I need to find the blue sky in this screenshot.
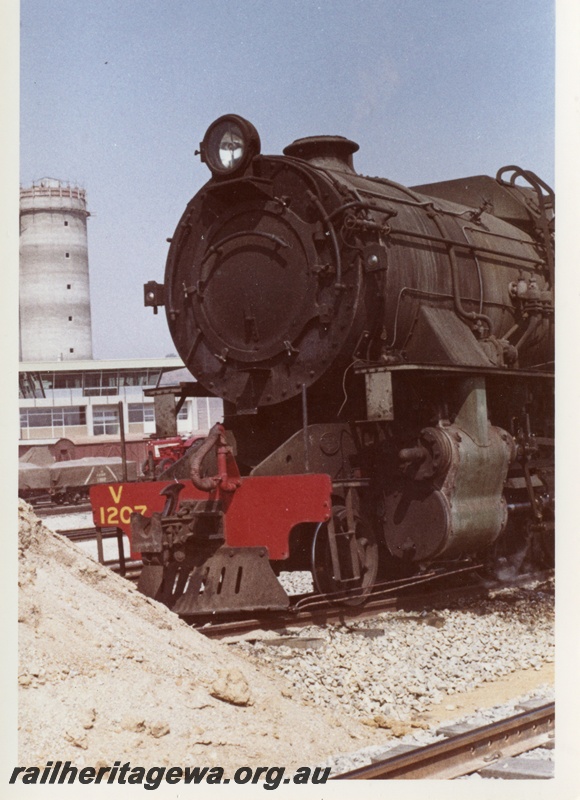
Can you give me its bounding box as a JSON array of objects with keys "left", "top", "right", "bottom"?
[{"left": 19, "top": 0, "right": 555, "bottom": 359}]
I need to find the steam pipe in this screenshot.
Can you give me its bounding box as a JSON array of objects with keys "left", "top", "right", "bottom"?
[{"left": 190, "top": 423, "right": 223, "bottom": 491}]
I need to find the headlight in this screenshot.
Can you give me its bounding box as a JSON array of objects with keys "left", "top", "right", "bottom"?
[{"left": 200, "top": 115, "right": 261, "bottom": 178}]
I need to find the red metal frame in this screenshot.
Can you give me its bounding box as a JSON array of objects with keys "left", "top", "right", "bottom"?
[
  {"left": 90, "top": 473, "right": 332, "bottom": 561},
  {"left": 144, "top": 434, "right": 203, "bottom": 470}
]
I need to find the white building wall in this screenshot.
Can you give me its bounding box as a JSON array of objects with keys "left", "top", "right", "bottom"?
[
  {"left": 19, "top": 178, "right": 93, "bottom": 361},
  {"left": 18, "top": 359, "right": 224, "bottom": 442}
]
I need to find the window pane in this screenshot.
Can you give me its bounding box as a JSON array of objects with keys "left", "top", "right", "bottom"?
[
  {"left": 19, "top": 405, "right": 87, "bottom": 429},
  {"left": 208, "top": 397, "right": 224, "bottom": 426},
  {"left": 83, "top": 373, "right": 100, "bottom": 387},
  {"left": 197, "top": 399, "right": 209, "bottom": 431},
  {"left": 128, "top": 403, "right": 155, "bottom": 423},
  {"left": 92, "top": 406, "right": 119, "bottom": 435},
  {"left": 129, "top": 371, "right": 149, "bottom": 386},
  {"left": 54, "top": 372, "right": 83, "bottom": 389},
  {"left": 39, "top": 373, "right": 54, "bottom": 391},
  {"left": 19, "top": 373, "right": 45, "bottom": 399},
  {"left": 128, "top": 403, "right": 143, "bottom": 423},
  {"left": 102, "top": 371, "right": 119, "bottom": 387},
  {"left": 27, "top": 409, "right": 53, "bottom": 427},
  {"left": 63, "top": 407, "right": 86, "bottom": 425}
]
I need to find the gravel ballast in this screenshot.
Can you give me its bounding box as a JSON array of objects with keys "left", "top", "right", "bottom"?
[
  {"left": 233, "top": 584, "right": 554, "bottom": 724},
  {"left": 25, "top": 502, "right": 555, "bottom": 778}
]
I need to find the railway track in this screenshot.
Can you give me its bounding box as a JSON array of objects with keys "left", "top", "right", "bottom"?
[
  {"left": 53, "top": 522, "right": 553, "bottom": 636},
  {"left": 332, "top": 702, "right": 555, "bottom": 780},
  {"left": 35, "top": 502, "right": 93, "bottom": 518},
  {"left": 54, "top": 526, "right": 141, "bottom": 580},
  {"left": 194, "top": 568, "right": 553, "bottom": 638},
  {"left": 52, "top": 530, "right": 485, "bottom": 622}
]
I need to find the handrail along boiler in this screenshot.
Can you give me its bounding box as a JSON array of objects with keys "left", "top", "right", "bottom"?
[{"left": 97, "top": 114, "right": 554, "bottom": 616}]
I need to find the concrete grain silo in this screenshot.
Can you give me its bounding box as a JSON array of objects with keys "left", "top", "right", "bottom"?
[{"left": 19, "top": 178, "right": 93, "bottom": 361}]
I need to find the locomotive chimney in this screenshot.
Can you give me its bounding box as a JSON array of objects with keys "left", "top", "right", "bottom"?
[{"left": 283, "top": 135, "right": 359, "bottom": 173}]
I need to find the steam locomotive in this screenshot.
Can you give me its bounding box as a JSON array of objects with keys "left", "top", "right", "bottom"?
[{"left": 92, "top": 114, "right": 554, "bottom": 616}]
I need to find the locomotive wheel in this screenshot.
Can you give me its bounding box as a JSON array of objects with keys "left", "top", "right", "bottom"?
[{"left": 311, "top": 505, "right": 379, "bottom": 605}]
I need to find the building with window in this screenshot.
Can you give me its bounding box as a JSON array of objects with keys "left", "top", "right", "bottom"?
[
  {"left": 17, "top": 180, "right": 224, "bottom": 455},
  {"left": 18, "top": 357, "right": 223, "bottom": 446}
]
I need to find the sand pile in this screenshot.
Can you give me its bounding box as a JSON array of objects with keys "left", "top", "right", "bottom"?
[{"left": 17, "top": 500, "right": 376, "bottom": 772}]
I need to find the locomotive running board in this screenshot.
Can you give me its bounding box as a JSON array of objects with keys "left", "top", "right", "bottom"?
[{"left": 158, "top": 546, "right": 290, "bottom": 617}]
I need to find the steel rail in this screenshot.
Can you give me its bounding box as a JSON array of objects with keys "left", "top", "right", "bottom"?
[
  {"left": 332, "top": 702, "right": 555, "bottom": 780},
  {"left": 41, "top": 517, "right": 553, "bottom": 638},
  {"left": 198, "top": 569, "right": 553, "bottom": 639},
  {"left": 197, "top": 565, "right": 483, "bottom": 638},
  {"left": 35, "top": 502, "right": 93, "bottom": 517},
  {"left": 197, "top": 595, "right": 399, "bottom": 639}
]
